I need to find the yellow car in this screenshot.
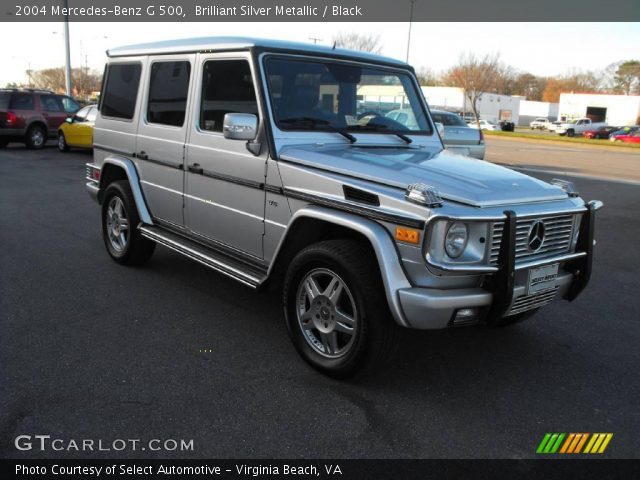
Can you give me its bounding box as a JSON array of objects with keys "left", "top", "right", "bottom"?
[{"left": 57, "top": 104, "right": 97, "bottom": 151}]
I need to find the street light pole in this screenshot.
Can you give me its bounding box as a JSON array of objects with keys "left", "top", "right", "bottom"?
[
  {"left": 63, "top": 0, "right": 72, "bottom": 96},
  {"left": 405, "top": 0, "right": 416, "bottom": 63}
]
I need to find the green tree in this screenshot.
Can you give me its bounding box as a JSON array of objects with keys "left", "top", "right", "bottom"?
[{"left": 614, "top": 61, "right": 640, "bottom": 95}]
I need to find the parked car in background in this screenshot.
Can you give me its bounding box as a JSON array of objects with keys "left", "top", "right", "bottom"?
[
  {"left": 499, "top": 120, "right": 515, "bottom": 132},
  {"left": 582, "top": 125, "right": 620, "bottom": 140},
  {"left": 57, "top": 105, "right": 98, "bottom": 151},
  {"left": 430, "top": 109, "right": 485, "bottom": 159},
  {"left": 0, "top": 88, "right": 80, "bottom": 148},
  {"left": 556, "top": 118, "right": 606, "bottom": 137},
  {"left": 468, "top": 119, "right": 500, "bottom": 131},
  {"left": 616, "top": 131, "right": 640, "bottom": 144},
  {"left": 609, "top": 126, "right": 639, "bottom": 142},
  {"left": 530, "top": 118, "right": 550, "bottom": 130},
  {"left": 548, "top": 121, "right": 563, "bottom": 132}
]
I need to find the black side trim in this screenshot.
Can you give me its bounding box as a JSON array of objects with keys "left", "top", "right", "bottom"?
[
  {"left": 343, "top": 185, "right": 380, "bottom": 206},
  {"left": 265, "top": 184, "right": 284, "bottom": 194},
  {"left": 200, "top": 168, "right": 264, "bottom": 190},
  {"left": 284, "top": 188, "right": 425, "bottom": 229},
  {"left": 566, "top": 203, "right": 595, "bottom": 301},
  {"left": 93, "top": 144, "right": 134, "bottom": 157},
  {"left": 485, "top": 210, "right": 517, "bottom": 324},
  {"left": 139, "top": 155, "right": 183, "bottom": 170}
]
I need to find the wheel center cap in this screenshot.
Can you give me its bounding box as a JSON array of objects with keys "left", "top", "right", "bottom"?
[{"left": 320, "top": 306, "right": 330, "bottom": 320}]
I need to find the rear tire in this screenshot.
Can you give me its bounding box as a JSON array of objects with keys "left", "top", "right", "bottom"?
[
  {"left": 57, "top": 132, "right": 69, "bottom": 152},
  {"left": 101, "top": 180, "right": 155, "bottom": 266},
  {"left": 283, "top": 239, "right": 399, "bottom": 378},
  {"left": 25, "top": 124, "right": 47, "bottom": 149}
]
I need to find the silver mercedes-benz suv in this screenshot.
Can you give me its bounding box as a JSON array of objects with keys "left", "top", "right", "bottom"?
[{"left": 86, "top": 37, "right": 602, "bottom": 377}]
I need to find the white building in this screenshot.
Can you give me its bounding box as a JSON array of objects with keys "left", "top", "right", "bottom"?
[
  {"left": 558, "top": 93, "right": 640, "bottom": 126},
  {"left": 421, "top": 86, "right": 520, "bottom": 124},
  {"left": 518, "top": 100, "right": 559, "bottom": 126}
]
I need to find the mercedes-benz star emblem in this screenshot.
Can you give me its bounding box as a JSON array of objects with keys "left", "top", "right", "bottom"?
[{"left": 527, "top": 220, "right": 545, "bottom": 252}]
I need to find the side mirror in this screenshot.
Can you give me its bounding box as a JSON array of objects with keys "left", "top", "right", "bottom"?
[
  {"left": 65, "top": 117, "right": 73, "bottom": 124},
  {"left": 435, "top": 122, "right": 445, "bottom": 138},
  {"left": 223, "top": 113, "right": 257, "bottom": 141}
]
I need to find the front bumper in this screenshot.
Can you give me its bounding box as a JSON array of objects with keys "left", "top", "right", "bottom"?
[{"left": 398, "top": 202, "right": 599, "bottom": 329}]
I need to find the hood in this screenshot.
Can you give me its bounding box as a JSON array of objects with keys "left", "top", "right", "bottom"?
[{"left": 279, "top": 144, "right": 567, "bottom": 207}]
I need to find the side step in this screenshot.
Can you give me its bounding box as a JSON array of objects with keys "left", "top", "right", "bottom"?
[{"left": 139, "top": 224, "right": 266, "bottom": 289}]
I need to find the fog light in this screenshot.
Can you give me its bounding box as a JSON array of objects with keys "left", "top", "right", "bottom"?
[{"left": 452, "top": 307, "right": 480, "bottom": 327}]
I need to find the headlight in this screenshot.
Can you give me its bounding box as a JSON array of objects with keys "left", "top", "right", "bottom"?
[{"left": 444, "top": 222, "right": 468, "bottom": 258}]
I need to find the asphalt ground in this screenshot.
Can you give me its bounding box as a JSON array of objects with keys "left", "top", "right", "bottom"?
[{"left": 0, "top": 142, "right": 639, "bottom": 459}]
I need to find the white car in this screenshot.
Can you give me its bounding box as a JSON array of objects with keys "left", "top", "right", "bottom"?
[
  {"left": 547, "top": 121, "right": 562, "bottom": 132},
  {"left": 530, "top": 118, "right": 550, "bottom": 130},
  {"left": 468, "top": 119, "right": 500, "bottom": 131}
]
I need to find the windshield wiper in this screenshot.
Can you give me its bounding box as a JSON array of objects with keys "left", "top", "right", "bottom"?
[
  {"left": 350, "top": 123, "right": 413, "bottom": 144},
  {"left": 279, "top": 117, "right": 357, "bottom": 143}
]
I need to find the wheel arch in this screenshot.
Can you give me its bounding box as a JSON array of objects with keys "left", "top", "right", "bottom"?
[
  {"left": 98, "top": 156, "right": 153, "bottom": 225},
  {"left": 268, "top": 205, "right": 412, "bottom": 327}
]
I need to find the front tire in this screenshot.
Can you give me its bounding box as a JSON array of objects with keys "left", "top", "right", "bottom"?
[
  {"left": 101, "top": 180, "right": 155, "bottom": 266},
  {"left": 567, "top": 129, "right": 575, "bottom": 137},
  {"left": 57, "top": 132, "right": 69, "bottom": 151},
  {"left": 283, "top": 239, "right": 399, "bottom": 378}
]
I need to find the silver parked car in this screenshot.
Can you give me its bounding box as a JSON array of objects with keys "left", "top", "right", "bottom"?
[
  {"left": 86, "top": 37, "right": 602, "bottom": 377},
  {"left": 430, "top": 109, "right": 485, "bottom": 159}
]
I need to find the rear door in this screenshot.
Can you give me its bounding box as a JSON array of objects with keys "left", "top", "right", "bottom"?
[
  {"left": 39, "top": 95, "right": 69, "bottom": 135},
  {"left": 135, "top": 55, "right": 195, "bottom": 227}
]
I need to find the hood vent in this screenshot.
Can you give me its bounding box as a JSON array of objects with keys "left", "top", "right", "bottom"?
[{"left": 343, "top": 185, "right": 380, "bottom": 206}]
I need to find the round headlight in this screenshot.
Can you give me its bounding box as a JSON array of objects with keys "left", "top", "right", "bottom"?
[{"left": 445, "top": 222, "right": 468, "bottom": 258}]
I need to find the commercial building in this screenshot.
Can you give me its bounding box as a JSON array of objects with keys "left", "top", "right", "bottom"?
[{"left": 558, "top": 93, "right": 640, "bottom": 126}]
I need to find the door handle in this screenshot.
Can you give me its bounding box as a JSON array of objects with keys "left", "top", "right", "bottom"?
[
  {"left": 188, "top": 163, "right": 203, "bottom": 174},
  {"left": 137, "top": 151, "right": 149, "bottom": 160}
]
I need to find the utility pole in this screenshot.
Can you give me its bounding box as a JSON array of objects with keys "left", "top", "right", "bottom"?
[
  {"left": 405, "top": 0, "right": 416, "bottom": 63},
  {"left": 308, "top": 37, "right": 323, "bottom": 44},
  {"left": 63, "top": 0, "right": 72, "bottom": 96}
]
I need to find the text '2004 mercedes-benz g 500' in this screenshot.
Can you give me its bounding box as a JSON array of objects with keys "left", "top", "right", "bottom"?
[{"left": 86, "top": 37, "right": 602, "bottom": 377}]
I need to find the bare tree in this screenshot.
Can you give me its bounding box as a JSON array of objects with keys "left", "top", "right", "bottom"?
[
  {"left": 332, "top": 32, "right": 382, "bottom": 54},
  {"left": 30, "top": 67, "right": 102, "bottom": 99},
  {"left": 415, "top": 67, "right": 438, "bottom": 86},
  {"left": 441, "top": 53, "right": 502, "bottom": 124},
  {"left": 614, "top": 60, "right": 640, "bottom": 95}
]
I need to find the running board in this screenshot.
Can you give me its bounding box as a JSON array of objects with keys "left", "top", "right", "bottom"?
[{"left": 139, "top": 225, "right": 266, "bottom": 289}]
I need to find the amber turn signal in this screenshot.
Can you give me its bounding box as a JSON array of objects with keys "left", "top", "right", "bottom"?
[{"left": 395, "top": 227, "right": 420, "bottom": 244}]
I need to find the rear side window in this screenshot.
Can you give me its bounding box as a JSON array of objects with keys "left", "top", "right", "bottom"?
[
  {"left": 0, "top": 92, "right": 10, "bottom": 109},
  {"left": 101, "top": 63, "right": 142, "bottom": 120},
  {"left": 41, "top": 95, "right": 64, "bottom": 112},
  {"left": 200, "top": 60, "right": 257, "bottom": 132},
  {"left": 147, "top": 61, "right": 191, "bottom": 127},
  {"left": 9, "top": 93, "right": 35, "bottom": 110}
]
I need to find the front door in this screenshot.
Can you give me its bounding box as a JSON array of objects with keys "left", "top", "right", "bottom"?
[
  {"left": 184, "top": 53, "right": 267, "bottom": 258},
  {"left": 135, "top": 55, "right": 195, "bottom": 227}
]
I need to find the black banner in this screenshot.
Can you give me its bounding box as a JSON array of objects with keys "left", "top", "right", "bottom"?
[{"left": 4, "top": 459, "right": 640, "bottom": 480}]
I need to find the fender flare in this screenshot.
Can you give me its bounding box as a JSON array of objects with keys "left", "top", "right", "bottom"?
[
  {"left": 270, "top": 205, "right": 412, "bottom": 327},
  {"left": 100, "top": 155, "right": 153, "bottom": 225}
]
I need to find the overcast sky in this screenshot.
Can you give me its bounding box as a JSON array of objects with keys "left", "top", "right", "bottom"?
[{"left": 2, "top": 22, "right": 639, "bottom": 86}]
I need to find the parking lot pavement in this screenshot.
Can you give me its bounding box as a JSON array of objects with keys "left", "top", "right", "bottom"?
[
  {"left": 1, "top": 145, "right": 639, "bottom": 459},
  {"left": 486, "top": 136, "right": 640, "bottom": 183}
]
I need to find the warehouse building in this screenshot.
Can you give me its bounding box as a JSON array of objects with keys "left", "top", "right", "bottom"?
[{"left": 558, "top": 93, "right": 640, "bottom": 126}]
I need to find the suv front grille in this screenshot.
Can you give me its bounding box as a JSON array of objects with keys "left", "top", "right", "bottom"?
[{"left": 490, "top": 214, "right": 575, "bottom": 265}]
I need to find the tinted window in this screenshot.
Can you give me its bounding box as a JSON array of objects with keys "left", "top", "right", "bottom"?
[
  {"left": 147, "top": 61, "right": 191, "bottom": 127},
  {"left": 9, "top": 93, "right": 35, "bottom": 110},
  {"left": 432, "top": 112, "right": 467, "bottom": 127},
  {"left": 41, "top": 95, "right": 64, "bottom": 112},
  {"left": 0, "top": 92, "right": 10, "bottom": 109},
  {"left": 101, "top": 63, "right": 142, "bottom": 120},
  {"left": 61, "top": 96, "right": 80, "bottom": 113},
  {"left": 200, "top": 60, "right": 257, "bottom": 132}
]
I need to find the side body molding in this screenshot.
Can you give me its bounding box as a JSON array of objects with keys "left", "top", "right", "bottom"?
[
  {"left": 269, "top": 205, "right": 412, "bottom": 327},
  {"left": 100, "top": 156, "right": 154, "bottom": 226}
]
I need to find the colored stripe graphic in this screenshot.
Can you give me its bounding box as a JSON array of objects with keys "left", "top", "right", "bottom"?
[
  {"left": 536, "top": 433, "right": 565, "bottom": 454},
  {"left": 584, "top": 433, "right": 613, "bottom": 454},
  {"left": 538, "top": 433, "right": 613, "bottom": 454}
]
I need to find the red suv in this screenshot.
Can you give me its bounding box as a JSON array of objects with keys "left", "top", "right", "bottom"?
[{"left": 0, "top": 89, "right": 81, "bottom": 149}]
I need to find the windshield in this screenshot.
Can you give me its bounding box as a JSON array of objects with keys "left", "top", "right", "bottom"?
[{"left": 264, "top": 57, "right": 431, "bottom": 135}]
